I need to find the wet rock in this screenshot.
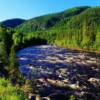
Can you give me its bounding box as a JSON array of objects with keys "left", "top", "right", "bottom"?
[
  {"left": 88, "top": 78, "right": 100, "bottom": 86},
  {"left": 62, "top": 79, "right": 69, "bottom": 84},
  {"left": 36, "top": 95, "right": 41, "bottom": 100},
  {"left": 69, "top": 83, "right": 80, "bottom": 90},
  {"left": 42, "top": 97, "right": 51, "bottom": 100}
]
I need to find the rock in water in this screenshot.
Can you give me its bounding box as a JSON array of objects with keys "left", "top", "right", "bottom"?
[{"left": 88, "top": 78, "right": 100, "bottom": 86}]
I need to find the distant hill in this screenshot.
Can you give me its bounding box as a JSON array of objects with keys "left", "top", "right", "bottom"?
[{"left": 1, "top": 18, "right": 25, "bottom": 28}]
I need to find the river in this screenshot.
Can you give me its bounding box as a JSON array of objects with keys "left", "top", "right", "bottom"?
[
  {"left": 17, "top": 45, "right": 100, "bottom": 98},
  {"left": 17, "top": 45, "right": 100, "bottom": 79}
]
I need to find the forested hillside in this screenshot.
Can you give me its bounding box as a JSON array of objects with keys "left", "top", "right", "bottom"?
[
  {"left": 16, "top": 6, "right": 90, "bottom": 33},
  {"left": 13, "top": 6, "right": 100, "bottom": 51}
]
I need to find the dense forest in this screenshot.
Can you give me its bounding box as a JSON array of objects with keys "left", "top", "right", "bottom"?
[{"left": 0, "top": 6, "right": 100, "bottom": 99}]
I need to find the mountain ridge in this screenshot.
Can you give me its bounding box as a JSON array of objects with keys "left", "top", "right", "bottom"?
[
  {"left": 16, "top": 6, "right": 90, "bottom": 33},
  {"left": 1, "top": 18, "right": 25, "bottom": 28}
]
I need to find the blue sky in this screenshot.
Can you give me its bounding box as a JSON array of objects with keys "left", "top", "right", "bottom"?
[{"left": 0, "top": 0, "right": 100, "bottom": 21}]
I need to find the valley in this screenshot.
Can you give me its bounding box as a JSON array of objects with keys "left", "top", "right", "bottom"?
[{"left": 0, "top": 5, "right": 100, "bottom": 100}]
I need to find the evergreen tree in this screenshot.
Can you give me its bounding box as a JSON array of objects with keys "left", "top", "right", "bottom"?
[
  {"left": 9, "top": 45, "right": 25, "bottom": 84},
  {"left": 0, "top": 26, "right": 8, "bottom": 64}
]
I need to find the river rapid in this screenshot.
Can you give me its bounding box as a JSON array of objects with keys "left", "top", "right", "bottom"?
[{"left": 17, "top": 45, "right": 100, "bottom": 99}]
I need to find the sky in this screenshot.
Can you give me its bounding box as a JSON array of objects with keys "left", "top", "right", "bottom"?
[{"left": 0, "top": 0, "right": 100, "bottom": 21}]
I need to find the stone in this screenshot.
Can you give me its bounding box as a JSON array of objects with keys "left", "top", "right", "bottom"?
[{"left": 88, "top": 78, "right": 100, "bottom": 86}]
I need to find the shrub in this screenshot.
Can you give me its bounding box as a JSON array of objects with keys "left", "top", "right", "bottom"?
[{"left": 0, "top": 78, "right": 26, "bottom": 100}]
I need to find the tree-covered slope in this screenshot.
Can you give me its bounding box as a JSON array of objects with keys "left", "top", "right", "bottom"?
[
  {"left": 13, "top": 6, "right": 100, "bottom": 51},
  {"left": 52, "top": 7, "right": 100, "bottom": 50},
  {"left": 16, "top": 6, "right": 90, "bottom": 33}
]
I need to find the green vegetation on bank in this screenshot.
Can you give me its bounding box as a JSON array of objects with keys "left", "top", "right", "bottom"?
[
  {"left": 0, "top": 25, "right": 40, "bottom": 100},
  {"left": 0, "top": 26, "right": 28, "bottom": 99},
  {"left": 0, "top": 78, "right": 26, "bottom": 100}
]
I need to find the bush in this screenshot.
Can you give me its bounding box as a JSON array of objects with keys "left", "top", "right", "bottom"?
[{"left": 0, "top": 78, "right": 26, "bottom": 100}]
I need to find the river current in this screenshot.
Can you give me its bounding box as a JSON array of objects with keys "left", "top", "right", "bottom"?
[{"left": 17, "top": 45, "right": 100, "bottom": 80}]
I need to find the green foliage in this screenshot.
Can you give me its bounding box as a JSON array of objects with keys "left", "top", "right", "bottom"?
[
  {"left": 9, "top": 45, "right": 18, "bottom": 69},
  {"left": 0, "top": 27, "right": 8, "bottom": 64},
  {"left": 0, "top": 42, "right": 8, "bottom": 64},
  {"left": 0, "top": 26, "right": 22, "bottom": 80},
  {"left": 0, "top": 78, "right": 26, "bottom": 100},
  {"left": 8, "top": 45, "right": 25, "bottom": 85},
  {"left": 13, "top": 32, "right": 23, "bottom": 46},
  {"left": 0, "top": 26, "right": 13, "bottom": 65}
]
